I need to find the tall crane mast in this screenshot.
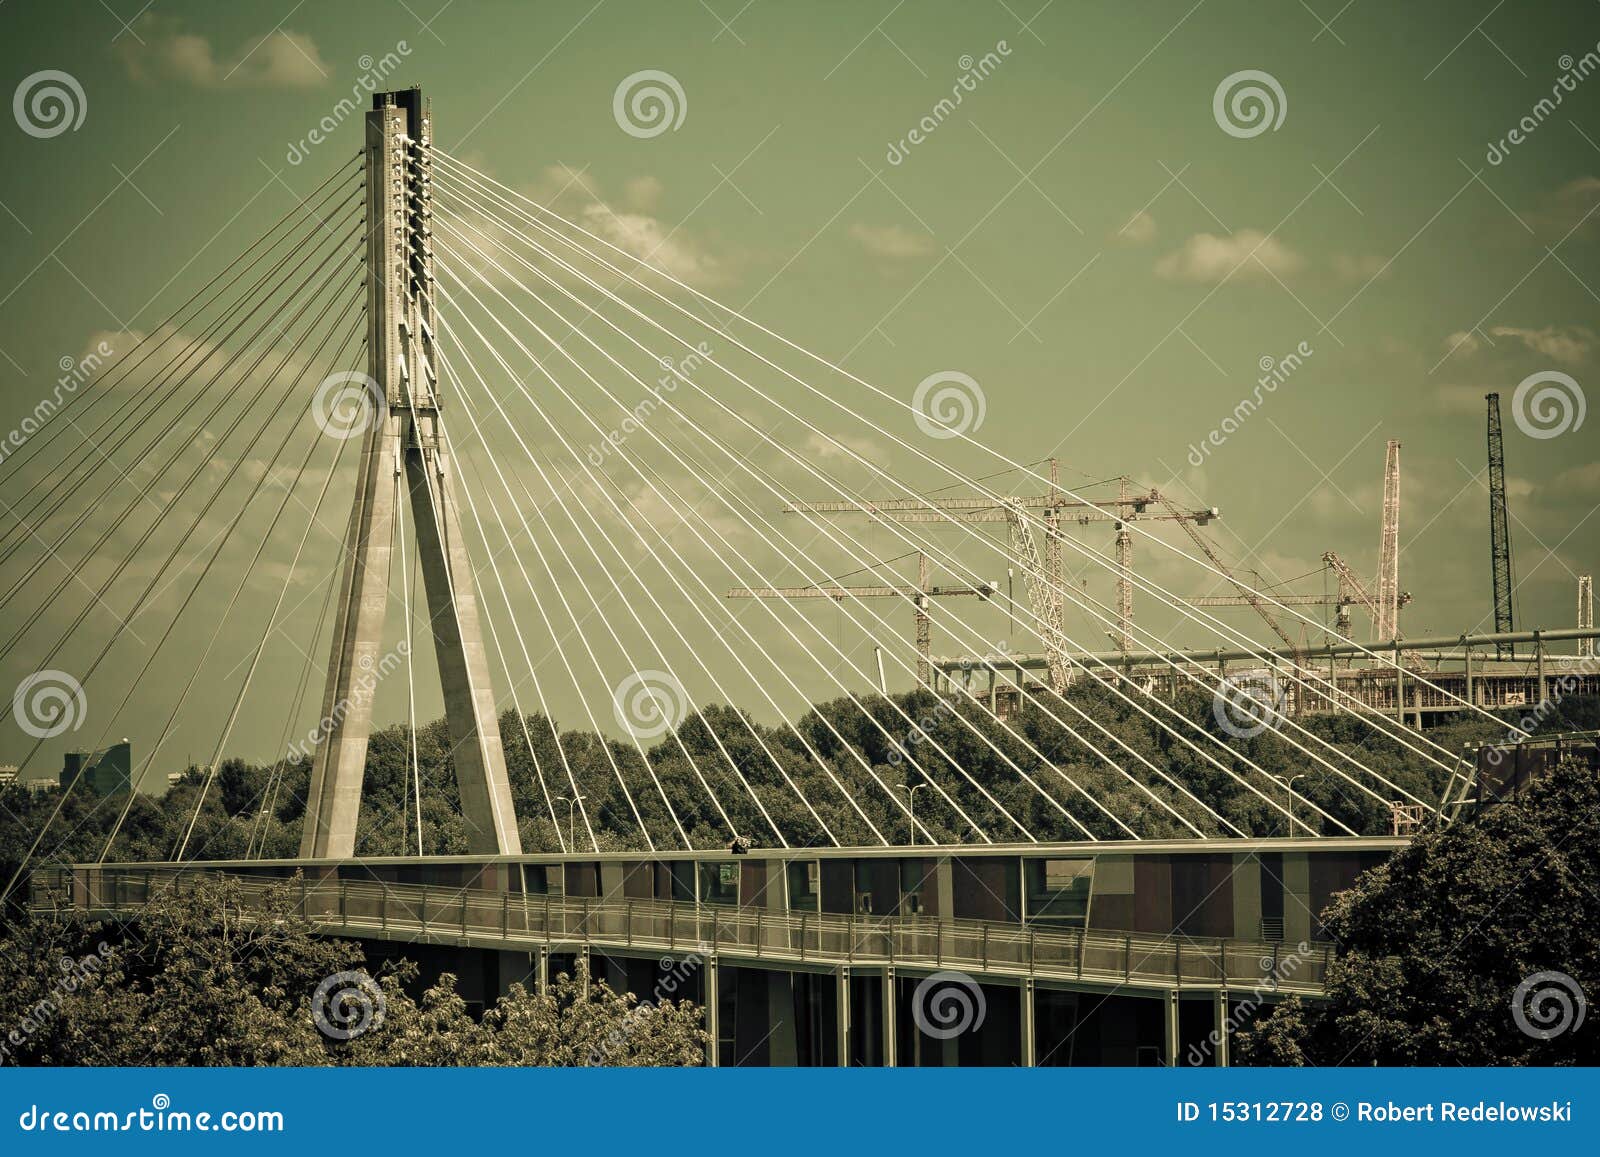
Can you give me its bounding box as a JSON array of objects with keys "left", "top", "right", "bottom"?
[
  {"left": 1580, "top": 575, "right": 1594, "bottom": 658},
  {"left": 1375, "top": 439, "right": 1401, "bottom": 643},
  {"left": 1485, "top": 393, "right": 1516, "bottom": 658}
]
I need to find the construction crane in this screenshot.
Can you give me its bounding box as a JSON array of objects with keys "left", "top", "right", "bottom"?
[
  {"left": 1156, "top": 494, "right": 1299, "bottom": 655},
  {"left": 1322, "top": 550, "right": 1413, "bottom": 642},
  {"left": 1375, "top": 439, "right": 1402, "bottom": 643},
  {"left": 725, "top": 554, "right": 994, "bottom": 685},
  {"left": 1003, "top": 500, "right": 1071, "bottom": 691},
  {"left": 1486, "top": 393, "right": 1515, "bottom": 658},
  {"left": 1182, "top": 554, "right": 1412, "bottom": 641},
  {"left": 783, "top": 463, "right": 1218, "bottom": 661}
]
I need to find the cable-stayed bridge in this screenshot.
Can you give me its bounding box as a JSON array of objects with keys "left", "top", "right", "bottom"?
[{"left": 4, "top": 88, "right": 1573, "bottom": 1065}]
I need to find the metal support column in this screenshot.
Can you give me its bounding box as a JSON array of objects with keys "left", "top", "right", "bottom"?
[
  {"left": 1021, "top": 979, "right": 1036, "bottom": 1067},
  {"left": 1536, "top": 631, "right": 1547, "bottom": 705},
  {"left": 535, "top": 946, "right": 549, "bottom": 996},
  {"left": 1164, "top": 990, "right": 1180, "bottom": 1067},
  {"left": 705, "top": 956, "right": 720, "bottom": 1067},
  {"left": 837, "top": 966, "right": 851, "bottom": 1068},
  {"left": 882, "top": 966, "right": 897, "bottom": 1067},
  {"left": 1214, "top": 989, "right": 1230, "bottom": 1067}
]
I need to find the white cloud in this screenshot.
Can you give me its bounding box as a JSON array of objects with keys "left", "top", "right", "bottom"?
[
  {"left": 1529, "top": 176, "right": 1600, "bottom": 240},
  {"left": 1487, "top": 325, "right": 1594, "bottom": 366},
  {"left": 848, "top": 223, "right": 934, "bottom": 259},
  {"left": 1442, "top": 330, "right": 1482, "bottom": 358},
  {"left": 119, "top": 16, "right": 329, "bottom": 89},
  {"left": 1154, "top": 229, "right": 1304, "bottom": 283},
  {"left": 1113, "top": 210, "right": 1156, "bottom": 244},
  {"left": 624, "top": 176, "right": 664, "bottom": 212}
]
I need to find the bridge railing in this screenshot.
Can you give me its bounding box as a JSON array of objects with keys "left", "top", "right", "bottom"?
[{"left": 32, "top": 866, "right": 1330, "bottom": 996}]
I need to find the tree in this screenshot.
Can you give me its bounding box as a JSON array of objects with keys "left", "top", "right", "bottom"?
[
  {"left": 1236, "top": 756, "right": 1600, "bottom": 1065},
  {"left": 0, "top": 874, "right": 704, "bottom": 1067}
]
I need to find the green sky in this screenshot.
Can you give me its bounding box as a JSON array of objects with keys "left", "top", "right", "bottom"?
[{"left": 1, "top": 0, "right": 1597, "bottom": 781}]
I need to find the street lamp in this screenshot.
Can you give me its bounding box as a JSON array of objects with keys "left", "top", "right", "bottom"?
[
  {"left": 555, "top": 794, "right": 586, "bottom": 850},
  {"left": 1272, "top": 775, "right": 1306, "bottom": 836},
  {"left": 896, "top": 782, "right": 927, "bottom": 845}
]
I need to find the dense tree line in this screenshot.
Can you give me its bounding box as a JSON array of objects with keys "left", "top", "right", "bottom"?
[
  {"left": 0, "top": 875, "right": 704, "bottom": 1066},
  {"left": 2, "top": 686, "right": 1571, "bottom": 878}
]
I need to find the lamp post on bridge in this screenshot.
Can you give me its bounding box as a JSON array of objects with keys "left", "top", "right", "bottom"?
[
  {"left": 555, "top": 794, "right": 586, "bottom": 850},
  {"left": 1273, "top": 774, "right": 1306, "bottom": 836},
  {"left": 895, "top": 782, "right": 927, "bottom": 845}
]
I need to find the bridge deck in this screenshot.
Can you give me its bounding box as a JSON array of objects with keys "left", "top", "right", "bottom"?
[{"left": 35, "top": 866, "right": 1332, "bottom": 997}]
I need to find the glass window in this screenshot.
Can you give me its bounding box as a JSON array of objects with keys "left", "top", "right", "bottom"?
[
  {"left": 699, "top": 860, "right": 739, "bottom": 905},
  {"left": 787, "top": 860, "right": 820, "bottom": 911},
  {"left": 1025, "top": 857, "right": 1093, "bottom": 926}
]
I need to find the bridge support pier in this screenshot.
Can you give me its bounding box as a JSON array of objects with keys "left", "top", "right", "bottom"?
[
  {"left": 1021, "top": 979, "right": 1036, "bottom": 1067},
  {"left": 1214, "top": 989, "right": 1230, "bottom": 1067},
  {"left": 836, "top": 967, "right": 851, "bottom": 1067},
  {"left": 882, "top": 966, "right": 897, "bottom": 1067},
  {"left": 704, "top": 956, "right": 720, "bottom": 1067},
  {"left": 299, "top": 86, "right": 522, "bottom": 861},
  {"left": 1163, "top": 989, "right": 1179, "bottom": 1067}
]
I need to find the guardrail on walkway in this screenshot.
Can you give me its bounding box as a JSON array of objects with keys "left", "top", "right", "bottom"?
[{"left": 32, "top": 867, "right": 1331, "bottom": 997}]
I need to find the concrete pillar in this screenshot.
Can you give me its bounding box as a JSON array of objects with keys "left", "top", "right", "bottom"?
[
  {"left": 1465, "top": 645, "right": 1474, "bottom": 705},
  {"left": 882, "top": 967, "right": 897, "bottom": 1067},
  {"left": 1214, "top": 990, "right": 1230, "bottom": 1067},
  {"left": 836, "top": 967, "right": 851, "bottom": 1067},
  {"left": 1021, "top": 980, "right": 1036, "bottom": 1067},
  {"left": 1164, "top": 990, "right": 1179, "bottom": 1067},
  {"left": 767, "top": 970, "right": 798, "bottom": 1066},
  {"left": 535, "top": 946, "right": 549, "bottom": 996},
  {"left": 705, "top": 957, "right": 720, "bottom": 1068},
  {"left": 577, "top": 945, "right": 591, "bottom": 996}
]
